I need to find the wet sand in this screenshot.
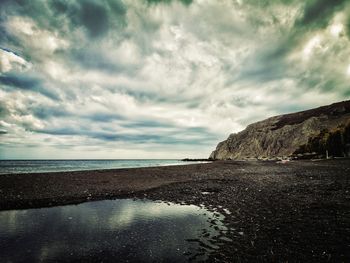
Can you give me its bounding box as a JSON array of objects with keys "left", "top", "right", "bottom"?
[{"left": 1, "top": 159, "right": 349, "bottom": 262}]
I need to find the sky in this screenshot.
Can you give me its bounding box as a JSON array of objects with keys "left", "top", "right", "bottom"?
[{"left": 0, "top": 0, "right": 350, "bottom": 159}]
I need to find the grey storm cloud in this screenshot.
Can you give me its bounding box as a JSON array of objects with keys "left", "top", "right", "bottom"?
[
  {"left": 0, "top": 0, "right": 349, "bottom": 159},
  {"left": 33, "top": 125, "right": 217, "bottom": 145},
  {"left": 0, "top": 73, "right": 59, "bottom": 100},
  {"left": 296, "top": 0, "right": 347, "bottom": 28},
  {"left": 0, "top": 0, "right": 127, "bottom": 36},
  {"left": 145, "top": 0, "right": 193, "bottom": 6},
  {"left": 65, "top": 0, "right": 127, "bottom": 38}
]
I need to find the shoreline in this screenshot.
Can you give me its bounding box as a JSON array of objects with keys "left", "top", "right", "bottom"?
[
  {"left": 1, "top": 159, "right": 349, "bottom": 261},
  {"left": 0, "top": 162, "right": 216, "bottom": 210},
  {"left": 0, "top": 159, "right": 212, "bottom": 175}
]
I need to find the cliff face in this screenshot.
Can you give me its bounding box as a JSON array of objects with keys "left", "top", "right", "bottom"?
[{"left": 210, "top": 100, "right": 350, "bottom": 160}]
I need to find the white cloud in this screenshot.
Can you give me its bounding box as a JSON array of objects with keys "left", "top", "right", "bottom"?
[
  {"left": 0, "top": 49, "right": 31, "bottom": 73},
  {"left": 5, "top": 16, "right": 69, "bottom": 54},
  {"left": 347, "top": 64, "right": 350, "bottom": 76}
]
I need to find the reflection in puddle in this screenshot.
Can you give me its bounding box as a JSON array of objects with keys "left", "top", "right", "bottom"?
[{"left": 0, "top": 199, "right": 228, "bottom": 262}]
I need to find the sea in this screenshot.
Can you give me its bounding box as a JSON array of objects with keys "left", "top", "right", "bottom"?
[{"left": 0, "top": 159, "right": 208, "bottom": 175}]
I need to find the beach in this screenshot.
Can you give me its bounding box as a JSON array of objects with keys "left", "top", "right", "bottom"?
[{"left": 1, "top": 159, "right": 349, "bottom": 261}]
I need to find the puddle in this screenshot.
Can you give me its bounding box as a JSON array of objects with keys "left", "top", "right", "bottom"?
[{"left": 0, "top": 199, "right": 228, "bottom": 262}]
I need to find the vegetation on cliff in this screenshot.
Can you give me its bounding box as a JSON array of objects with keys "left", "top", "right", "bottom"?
[{"left": 294, "top": 122, "right": 350, "bottom": 158}]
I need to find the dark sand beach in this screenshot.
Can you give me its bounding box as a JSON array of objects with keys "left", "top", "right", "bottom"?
[{"left": 1, "top": 159, "right": 349, "bottom": 261}]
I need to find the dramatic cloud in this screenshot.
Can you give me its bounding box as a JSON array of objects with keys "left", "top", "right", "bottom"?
[{"left": 0, "top": 0, "right": 349, "bottom": 159}]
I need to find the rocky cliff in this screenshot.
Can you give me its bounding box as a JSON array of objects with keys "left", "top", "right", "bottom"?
[{"left": 210, "top": 100, "right": 350, "bottom": 160}]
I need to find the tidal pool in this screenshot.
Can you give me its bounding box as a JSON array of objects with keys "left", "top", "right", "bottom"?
[{"left": 0, "top": 199, "right": 228, "bottom": 262}]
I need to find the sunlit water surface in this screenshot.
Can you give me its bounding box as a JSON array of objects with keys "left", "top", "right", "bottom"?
[
  {"left": 0, "top": 199, "right": 228, "bottom": 262},
  {"left": 0, "top": 159, "right": 209, "bottom": 174}
]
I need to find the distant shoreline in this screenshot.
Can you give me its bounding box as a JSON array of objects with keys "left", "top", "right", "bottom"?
[
  {"left": 0, "top": 159, "right": 211, "bottom": 175},
  {"left": 181, "top": 158, "right": 213, "bottom": 161}
]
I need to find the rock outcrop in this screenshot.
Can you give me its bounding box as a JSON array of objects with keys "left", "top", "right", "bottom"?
[{"left": 210, "top": 100, "right": 350, "bottom": 160}]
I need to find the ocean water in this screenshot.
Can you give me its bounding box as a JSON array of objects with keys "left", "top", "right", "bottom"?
[
  {"left": 0, "top": 199, "right": 228, "bottom": 262},
  {"left": 0, "top": 159, "right": 207, "bottom": 174}
]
